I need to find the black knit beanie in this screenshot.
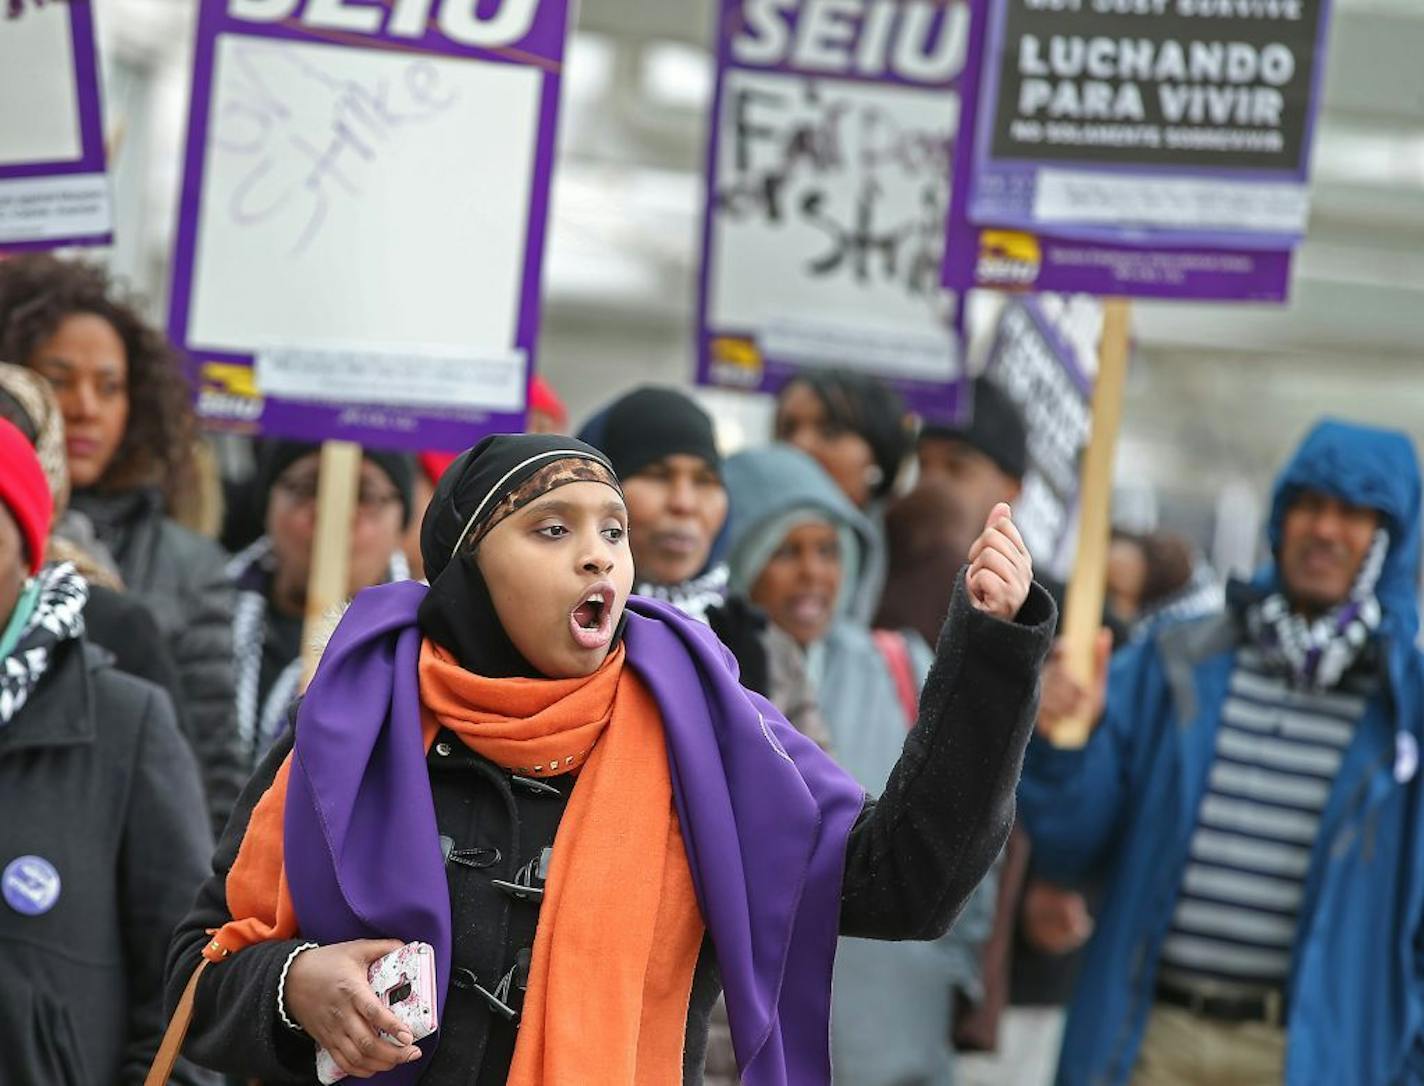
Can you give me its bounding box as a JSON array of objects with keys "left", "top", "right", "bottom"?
[
  {"left": 586, "top": 386, "right": 721, "bottom": 481},
  {"left": 920, "top": 377, "right": 1029, "bottom": 482},
  {"left": 255, "top": 439, "right": 416, "bottom": 527}
]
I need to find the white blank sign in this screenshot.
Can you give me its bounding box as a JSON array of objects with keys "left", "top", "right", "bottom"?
[
  {"left": 0, "top": 4, "right": 83, "bottom": 166},
  {"left": 187, "top": 36, "right": 540, "bottom": 372}
]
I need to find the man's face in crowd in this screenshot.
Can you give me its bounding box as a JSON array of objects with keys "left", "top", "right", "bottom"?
[
  {"left": 266, "top": 453, "right": 406, "bottom": 614},
  {"left": 917, "top": 436, "right": 1022, "bottom": 559},
  {"left": 1278, "top": 490, "right": 1381, "bottom": 616},
  {"left": 0, "top": 505, "right": 25, "bottom": 629},
  {"left": 620, "top": 454, "right": 728, "bottom": 587},
  {"left": 750, "top": 521, "right": 842, "bottom": 648}
]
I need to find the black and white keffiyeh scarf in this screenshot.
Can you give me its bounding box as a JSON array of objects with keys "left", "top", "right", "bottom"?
[
  {"left": 1245, "top": 528, "right": 1388, "bottom": 692},
  {"left": 0, "top": 563, "right": 88, "bottom": 726},
  {"left": 227, "top": 536, "right": 410, "bottom": 767},
  {"left": 634, "top": 563, "right": 730, "bottom": 627},
  {"left": 1132, "top": 562, "right": 1225, "bottom": 643}
]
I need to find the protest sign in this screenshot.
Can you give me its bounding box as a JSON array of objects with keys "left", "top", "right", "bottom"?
[
  {"left": 0, "top": 0, "right": 111, "bottom": 249},
  {"left": 943, "top": 0, "right": 1332, "bottom": 301},
  {"left": 697, "top": 0, "right": 973, "bottom": 421},
  {"left": 169, "top": 0, "right": 570, "bottom": 449},
  {"left": 983, "top": 295, "right": 1094, "bottom": 577}
]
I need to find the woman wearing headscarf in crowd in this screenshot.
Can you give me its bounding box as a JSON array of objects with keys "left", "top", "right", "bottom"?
[
  {"left": 581, "top": 386, "right": 828, "bottom": 751},
  {"left": 0, "top": 362, "right": 186, "bottom": 722},
  {"left": 225, "top": 441, "right": 414, "bottom": 774},
  {"left": 161, "top": 432, "right": 1051, "bottom": 1086},
  {"left": 0, "top": 254, "right": 242, "bottom": 834},
  {"left": 0, "top": 420, "right": 213, "bottom": 1086},
  {"left": 724, "top": 444, "right": 1032, "bottom": 1086},
  {"left": 774, "top": 369, "right": 912, "bottom": 623}
]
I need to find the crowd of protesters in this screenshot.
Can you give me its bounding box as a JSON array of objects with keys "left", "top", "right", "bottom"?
[{"left": 1, "top": 250, "right": 1422, "bottom": 1086}]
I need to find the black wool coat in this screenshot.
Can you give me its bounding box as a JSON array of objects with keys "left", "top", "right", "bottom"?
[{"left": 0, "top": 637, "right": 214, "bottom": 1086}]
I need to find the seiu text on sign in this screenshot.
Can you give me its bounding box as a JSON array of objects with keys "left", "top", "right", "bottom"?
[
  {"left": 733, "top": 0, "right": 970, "bottom": 85},
  {"left": 229, "top": 0, "right": 541, "bottom": 49}
]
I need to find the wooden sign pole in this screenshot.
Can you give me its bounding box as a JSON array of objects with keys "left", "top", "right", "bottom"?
[
  {"left": 301, "top": 440, "right": 362, "bottom": 685},
  {"left": 1051, "top": 297, "right": 1132, "bottom": 748}
]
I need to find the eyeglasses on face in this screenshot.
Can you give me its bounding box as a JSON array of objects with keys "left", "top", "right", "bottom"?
[{"left": 274, "top": 476, "right": 401, "bottom": 514}]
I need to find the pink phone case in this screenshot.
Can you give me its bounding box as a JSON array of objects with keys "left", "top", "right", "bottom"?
[{"left": 315, "top": 941, "right": 438, "bottom": 1084}]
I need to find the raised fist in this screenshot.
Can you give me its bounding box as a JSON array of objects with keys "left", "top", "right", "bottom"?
[{"left": 966, "top": 503, "right": 1033, "bottom": 620}]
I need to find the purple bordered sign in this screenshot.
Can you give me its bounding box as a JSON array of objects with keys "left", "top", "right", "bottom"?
[
  {"left": 696, "top": 0, "right": 973, "bottom": 424},
  {"left": 0, "top": 0, "right": 111, "bottom": 250},
  {"left": 943, "top": 0, "right": 1333, "bottom": 302},
  {"left": 982, "top": 296, "right": 1094, "bottom": 578},
  {"left": 168, "top": 0, "right": 571, "bottom": 450}
]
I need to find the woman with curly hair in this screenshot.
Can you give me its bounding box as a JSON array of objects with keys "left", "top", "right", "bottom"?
[{"left": 0, "top": 253, "right": 243, "bottom": 835}]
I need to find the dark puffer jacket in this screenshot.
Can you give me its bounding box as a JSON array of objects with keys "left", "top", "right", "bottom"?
[
  {"left": 166, "top": 576, "right": 1056, "bottom": 1084},
  {"left": 72, "top": 487, "right": 244, "bottom": 835},
  {"left": 0, "top": 637, "right": 214, "bottom": 1086}
]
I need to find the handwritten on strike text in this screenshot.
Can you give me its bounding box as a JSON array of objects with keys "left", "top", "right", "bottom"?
[
  {"left": 213, "top": 44, "right": 457, "bottom": 253},
  {"left": 719, "top": 78, "right": 954, "bottom": 302}
]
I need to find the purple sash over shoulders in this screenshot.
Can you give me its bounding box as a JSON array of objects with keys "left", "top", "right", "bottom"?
[{"left": 284, "top": 581, "right": 864, "bottom": 1085}]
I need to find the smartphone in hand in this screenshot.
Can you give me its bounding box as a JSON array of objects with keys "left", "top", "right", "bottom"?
[{"left": 316, "top": 941, "right": 438, "bottom": 1084}]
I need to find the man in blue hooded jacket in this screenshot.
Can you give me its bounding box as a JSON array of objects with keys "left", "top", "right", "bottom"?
[{"left": 1019, "top": 419, "right": 1424, "bottom": 1085}]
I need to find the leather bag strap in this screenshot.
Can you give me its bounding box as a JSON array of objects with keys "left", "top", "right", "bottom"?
[{"left": 143, "top": 957, "right": 212, "bottom": 1086}]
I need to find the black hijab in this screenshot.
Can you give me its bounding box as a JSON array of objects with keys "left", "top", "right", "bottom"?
[{"left": 417, "top": 433, "right": 625, "bottom": 678}]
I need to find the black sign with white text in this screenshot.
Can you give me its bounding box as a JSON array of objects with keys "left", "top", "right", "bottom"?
[{"left": 988, "top": 0, "right": 1325, "bottom": 171}]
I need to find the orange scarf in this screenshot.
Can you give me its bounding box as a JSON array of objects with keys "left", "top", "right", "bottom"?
[
  {"left": 208, "top": 641, "right": 704, "bottom": 1085},
  {"left": 418, "top": 639, "right": 705, "bottom": 1084}
]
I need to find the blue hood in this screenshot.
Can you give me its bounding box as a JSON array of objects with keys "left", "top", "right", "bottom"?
[
  {"left": 723, "top": 445, "right": 876, "bottom": 601},
  {"left": 1260, "top": 418, "right": 1421, "bottom": 648}
]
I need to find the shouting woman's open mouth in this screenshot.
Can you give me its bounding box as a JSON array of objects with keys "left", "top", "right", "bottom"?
[{"left": 569, "top": 581, "right": 617, "bottom": 650}]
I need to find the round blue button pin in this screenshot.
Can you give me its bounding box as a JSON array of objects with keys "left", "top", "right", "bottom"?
[{"left": 3, "top": 855, "right": 61, "bottom": 916}]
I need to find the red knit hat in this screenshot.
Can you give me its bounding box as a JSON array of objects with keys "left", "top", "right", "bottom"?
[
  {"left": 529, "top": 374, "right": 567, "bottom": 430},
  {"left": 418, "top": 451, "right": 459, "bottom": 487},
  {"left": 0, "top": 418, "right": 52, "bottom": 575}
]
